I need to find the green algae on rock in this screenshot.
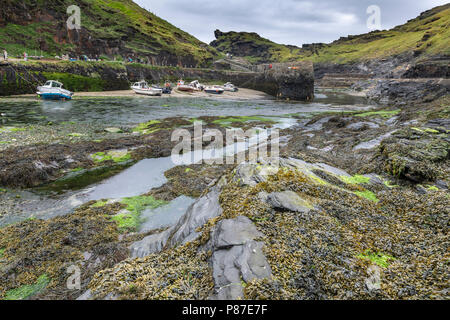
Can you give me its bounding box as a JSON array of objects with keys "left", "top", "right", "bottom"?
[
  {"left": 357, "top": 251, "right": 396, "bottom": 269},
  {"left": 112, "top": 196, "right": 168, "bottom": 233},
  {"left": 4, "top": 274, "right": 50, "bottom": 300},
  {"left": 91, "top": 150, "right": 132, "bottom": 164}
]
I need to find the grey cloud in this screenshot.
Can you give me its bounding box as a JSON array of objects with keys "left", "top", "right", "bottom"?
[{"left": 135, "top": 0, "right": 448, "bottom": 46}]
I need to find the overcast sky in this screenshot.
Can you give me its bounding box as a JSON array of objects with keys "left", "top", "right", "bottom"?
[{"left": 134, "top": 0, "right": 448, "bottom": 46}]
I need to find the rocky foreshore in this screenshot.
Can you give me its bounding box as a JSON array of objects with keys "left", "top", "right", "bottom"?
[{"left": 0, "top": 82, "right": 448, "bottom": 300}]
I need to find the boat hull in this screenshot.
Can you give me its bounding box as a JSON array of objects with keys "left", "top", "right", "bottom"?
[
  {"left": 38, "top": 92, "right": 72, "bottom": 100},
  {"left": 177, "top": 86, "right": 194, "bottom": 92},
  {"left": 204, "top": 89, "right": 224, "bottom": 94},
  {"left": 132, "top": 88, "right": 162, "bottom": 96}
]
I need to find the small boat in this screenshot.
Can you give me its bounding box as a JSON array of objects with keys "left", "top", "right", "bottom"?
[
  {"left": 204, "top": 85, "right": 225, "bottom": 94},
  {"left": 131, "top": 81, "right": 162, "bottom": 96},
  {"left": 223, "top": 82, "right": 239, "bottom": 92},
  {"left": 189, "top": 80, "right": 205, "bottom": 91},
  {"left": 37, "top": 80, "right": 73, "bottom": 100},
  {"left": 177, "top": 80, "right": 195, "bottom": 92}
]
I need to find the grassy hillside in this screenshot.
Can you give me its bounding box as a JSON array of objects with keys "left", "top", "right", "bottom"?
[
  {"left": 0, "top": 0, "right": 219, "bottom": 67},
  {"left": 211, "top": 4, "right": 450, "bottom": 64}
]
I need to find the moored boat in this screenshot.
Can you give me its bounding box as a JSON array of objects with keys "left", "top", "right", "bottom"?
[
  {"left": 223, "top": 82, "right": 239, "bottom": 92},
  {"left": 176, "top": 80, "right": 195, "bottom": 92},
  {"left": 204, "top": 85, "right": 225, "bottom": 94},
  {"left": 37, "top": 80, "right": 73, "bottom": 100},
  {"left": 189, "top": 80, "right": 205, "bottom": 91},
  {"left": 131, "top": 81, "right": 163, "bottom": 96}
]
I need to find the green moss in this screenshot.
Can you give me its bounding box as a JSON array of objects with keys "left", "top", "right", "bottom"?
[
  {"left": 212, "top": 116, "right": 275, "bottom": 127},
  {"left": 112, "top": 195, "right": 167, "bottom": 233},
  {"left": 91, "top": 200, "right": 108, "bottom": 208},
  {"left": 0, "top": 127, "right": 26, "bottom": 133},
  {"left": 357, "top": 251, "right": 396, "bottom": 268},
  {"left": 424, "top": 128, "right": 440, "bottom": 134},
  {"left": 414, "top": 127, "right": 440, "bottom": 134},
  {"left": 0, "top": 248, "right": 4, "bottom": 257},
  {"left": 92, "top": 150, "right": 131, "bottom": 164},
  {"left": 383, "top": 180, "right": 399, "bottom": 189},
  {"left": 133, "top": 120, "right": 162, "bottom": 134},
  {"left": 354, "top": 190, "right": 379, "bottom": 203},
  {"left": 70, "top": 167, "right": 84, "bottom": 172},
  {"left": 341, "top": 175, "right": 371, "bottom": 185},
  {"left": 425, "top": 185, "right": 439, "bottom": 191},
  {"left": 67, "top": 133, "right": 86, "bottom": 137},
  {"left": 4, "top": 274, "right": 50, "bottom": 300},
  {"left": 355, "top": 110, "right": 401, "bottom": 118}
]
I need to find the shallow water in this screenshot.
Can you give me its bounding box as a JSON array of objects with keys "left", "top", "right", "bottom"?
[
  {"left": 139, "top": 196, "right": 196, "bottom": 233},
  {"left": 0, "top": 90, "right": 372, "bottom": 127},
  {"left": 0, "top": 89, "right": 376, "bottom": 227}
]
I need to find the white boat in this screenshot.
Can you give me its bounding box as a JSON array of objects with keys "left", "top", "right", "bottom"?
[
  {"left": 204, "top": 85, "right": 225, "bottom": 94},
  {"left": 223, "top": 82, "right": 239, "bottom": 92},
  {"left": 189, "top": 80, "right": 205, "bottom": 91},
  {"left": 37, "top": 80, "right": 73, "bottom": 100},
  {"left": 131, "top": 81, "right": 162, "bottom": 96}
]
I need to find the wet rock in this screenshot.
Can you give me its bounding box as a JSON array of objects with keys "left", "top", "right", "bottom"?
[
  {"left": 233, "top": 160, "right": 280, "bottom": 186},
  {"left": 130, "top": 178, "right": 226, "bottom": 258},
  {"left": 77, "top": 289, "right": 92, "bottom": 301},
  {"left": 435, "top": 180, "right": 448, "bottom": 190},
  {"left": 353, "top": 131, "right": 395, "bottom": 151},
  {"left": 347, "top": 122, "right": 380, "bottom": 131},
  {"left": 365, "top": 265, "right": 382, "bottom": 292},
  {"left": 206, "top": 216, "right": 264, "bottom": 250},
  {"left": 363, "top": 79, "right": 449, "bottom": 104},
  {"left": 266, "top": 191, "right": 312, "bottom": 213},
  {"left": 206, "top": 216, "right": 272, "bottom": 300}
]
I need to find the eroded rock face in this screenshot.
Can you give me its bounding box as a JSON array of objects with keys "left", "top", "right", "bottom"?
[
  {"left": 354, "top": 79, "right": 450, "bottom": 104},
  {"left": 205, "top": 216, "right": 272, "bottom": 300},
  {"left": 130, "top": 178, "right": 226, "bottom": 258}
]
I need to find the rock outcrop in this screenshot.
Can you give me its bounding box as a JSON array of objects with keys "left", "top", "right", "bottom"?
[
  {"left": 130, "top": 178, "right": 226, "bottom": 258},
  {"left": 204, "top": 216, "right": 272, "bottom": 300},
  {"left": 353, "top": 79, "right": 450, "bottom": 104}
]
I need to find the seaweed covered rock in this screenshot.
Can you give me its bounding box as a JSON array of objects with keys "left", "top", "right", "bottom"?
[
  {"left": 378, "top": 127, "right": 449, "bottom": 182},
  {"left": 0, "top": 203, "right": 127, "bottom": 300}
]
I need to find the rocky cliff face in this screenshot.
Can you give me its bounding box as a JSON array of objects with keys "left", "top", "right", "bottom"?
[{"left": 0, "top": 0, "right": 218, "bottom": 67}]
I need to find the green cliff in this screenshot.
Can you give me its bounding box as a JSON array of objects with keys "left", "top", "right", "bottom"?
[
  {"left": 210, "top": 4, "right": 450, "bottom": 64},
  {"left": 0, "top": 0, "right": 219, "bottom": 67}
]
